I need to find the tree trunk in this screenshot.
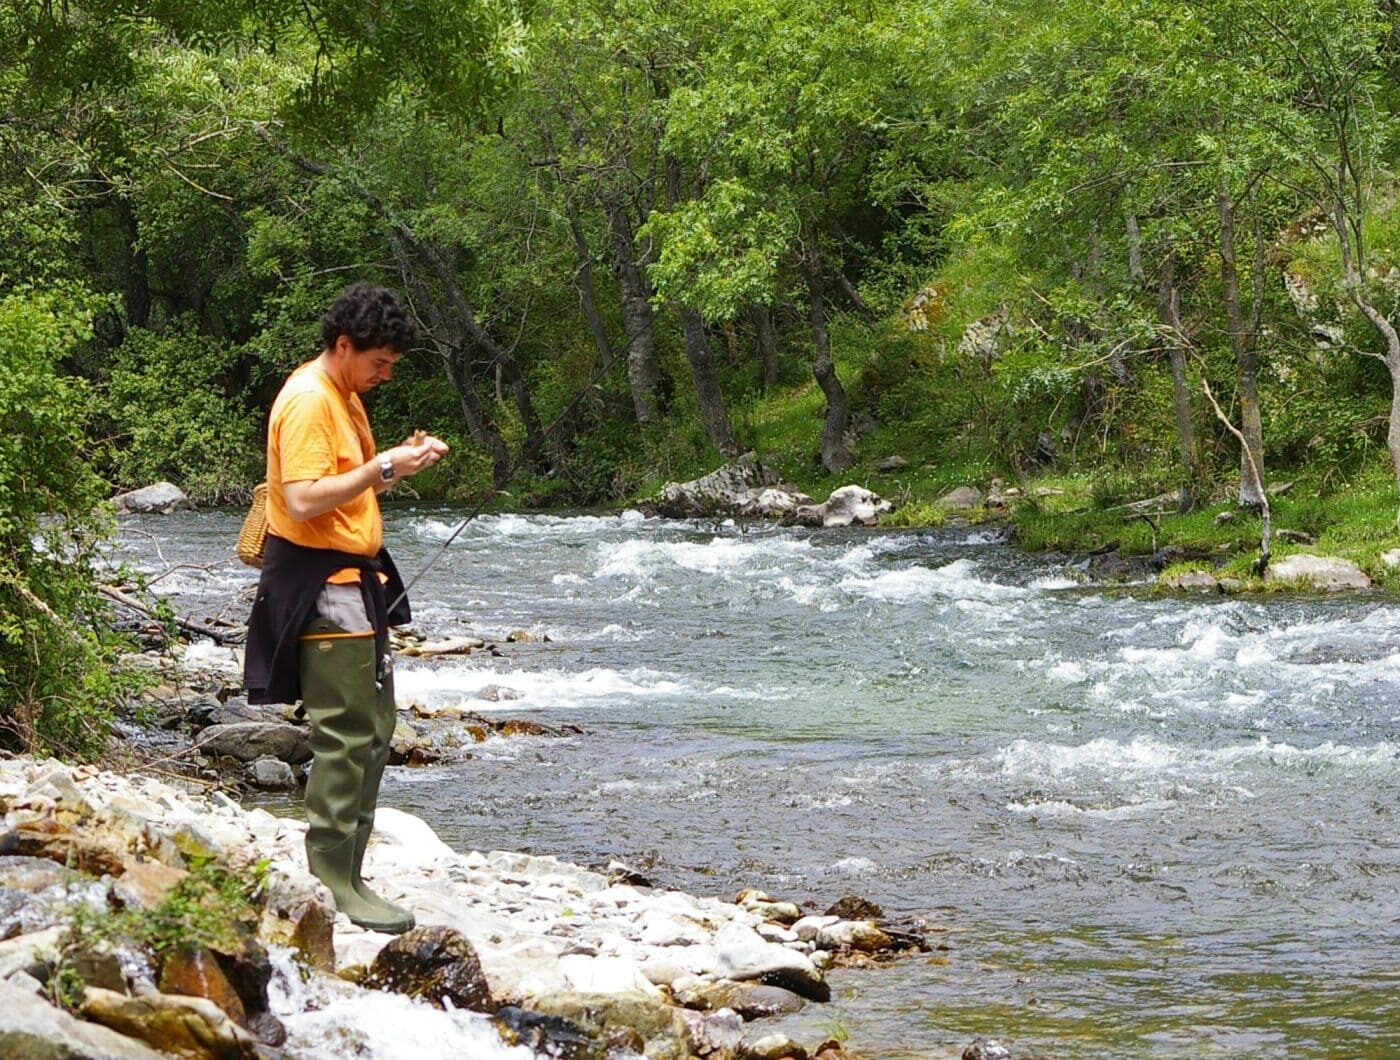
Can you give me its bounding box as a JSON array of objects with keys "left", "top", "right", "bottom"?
[
  {"left": 1125, "top": 212, "right": 1145, "bottom": 287},
  {"left": 445, "top": 348, "right": 511, "bottom": 489},
  {"left": 396, "top": 252, "right": 511, "bottom": 488},
  {"left": 664, "top": 156, "right": 738, "bottom": 457},
  {"left": 678, "top": 307, "right": 739, "bottom": 456},
  {"left": 116, "top": 198, "right": 151, "bottom": 330},
  {"left": 1156, "top": 249, "right": 1201, "bottom": 508},
  {"left": 1327, "top": 159, "right": 1400, "bottom": 489},
  {"left": 1217, "top": 184, "right": 1265, "bottom": 508},
  {"left": 565, "top": 194, "right": 612, "bottom": 370},
  {"left": 607, "top": 201, "right": 664, "bottom": 427},
  {"left": 807, "top": 227, "right": 851, "bottom": 472},
  {"left": 753, "top": 304, "right": 779, "bottom": 388}
]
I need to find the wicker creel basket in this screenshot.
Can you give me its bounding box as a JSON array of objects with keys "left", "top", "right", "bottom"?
[{"left": 236, "top": 482, "right": 269, "bottom": 568}]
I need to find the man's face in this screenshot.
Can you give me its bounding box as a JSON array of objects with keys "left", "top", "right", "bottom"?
[{"left": 335, "top": 335, "right": 402, "bottom": 393}]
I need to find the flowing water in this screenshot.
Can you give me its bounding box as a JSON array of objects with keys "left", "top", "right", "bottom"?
[{"left": 114, "top": 509, "right": 1400, "bottom": 1057}]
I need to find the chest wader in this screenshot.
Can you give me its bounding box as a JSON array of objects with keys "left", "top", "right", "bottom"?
[{"left": 299, "top": 618, "right": 415, "bottom": 933}]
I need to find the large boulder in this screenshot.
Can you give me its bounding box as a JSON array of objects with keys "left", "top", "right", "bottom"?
[
  {"left": 111, "top": 482, "right": 194, "bottom": 515},
  {"left": 1265, "top": 554, "right": 1371, "bottom": 591},
  {"left": 649, "top": 454, "right": 808, "bottom": 519},
  {"left": 80, "top": 986, "right": 260, "bottom": 1060},
  {"left": 0, "top": 977, "right": 171, "bottom": 1060},
  {"left": 793, "top": 486, "right": 893, "bottom": 529},
  {"left": 366, "top": 925, "right": 494, "bottom": 1012},
  {"left": 937, "top": 485, "right": 983, "bottom": 512},
  {"left": 194, "top": 722, "right": 311, "bottom": 765}
]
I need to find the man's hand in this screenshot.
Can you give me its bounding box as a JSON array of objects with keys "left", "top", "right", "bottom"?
[
  {"left": 380, "top": 433, "right": 450, "bottom": 482},
  {"left": 284, "top": 433, "right": 450, "bottom": 518}
]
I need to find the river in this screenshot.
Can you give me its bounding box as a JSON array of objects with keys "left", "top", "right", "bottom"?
[{"left": 113, "top": 508, "right": 1400, "bottom": 1057}]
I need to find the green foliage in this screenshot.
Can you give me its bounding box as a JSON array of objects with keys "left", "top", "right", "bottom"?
[
  {"left": 51, "top": 861, "right": 266, "bottom": 1011},
  {"left": 102, "top": 322, "right": 261, "bottom": 503},
  {"left": 0, "top": 288, "right": 142, "bottom": 759}
]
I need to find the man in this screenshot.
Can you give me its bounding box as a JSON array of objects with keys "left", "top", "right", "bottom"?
[{"left": 245, "top": 282, "right": 448, "bottom": 933}]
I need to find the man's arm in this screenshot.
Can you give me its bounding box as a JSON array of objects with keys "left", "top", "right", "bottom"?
[{"left": 283, "top": 435, "right": 449, "bottom": 522}]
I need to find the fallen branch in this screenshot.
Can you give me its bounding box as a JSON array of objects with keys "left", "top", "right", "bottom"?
[{"left": 98, "top": 584, "right": 246, "bottom": 645}]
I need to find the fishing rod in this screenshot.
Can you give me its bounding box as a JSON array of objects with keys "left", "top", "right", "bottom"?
[{"left": 386, "top": 334, "right": 634, "bottom": 614}]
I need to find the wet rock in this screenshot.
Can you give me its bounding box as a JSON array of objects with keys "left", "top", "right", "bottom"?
[
  {"left": 714, "top": 923, "right": 829, "bottom": 1002},
  {"left": 245, "top": 757, "right": 297, "bottom": 792},
  {"left": 793, "top": 485, "right": 894, "bottom": 528},
  {"left": 963, "top": 1037, "right": 1012, "bottom": 1060},
  {"left": 506, "top": 629, "right": 551, "bottom": 644},
  {"left": 81, "top": 985, "right": 259, "bottom": 1059},
  {"left": 160, "top": 945, "right": 247, "bottom": 1027},
  {"left": 112, "top": 482, "right": 194, "bottom": 515},
  {"left": 1085, "top": 550, "right": 1150, "bottom": 583},
  {"left": 388, "top": 720, "right": 437, "bottom": 766},
  {"left": 161, "top": 939, "right": 285, "bottom": 1048},
  {"left": 1158, "top": 569, "right": 1222, "bottom": 593},
  {"left": 0, "top": 925, "right": 64, "bottom": 981},
  {"left": 791, "top": 915, "right": 839, "bottom": 943},
  {"left": 494, "top": 1005, "right": 602, "bottom": 1060},
  {"left": 875, "top": 455, "right": 908, "bottom": 472},
  {"left": 0, "top": 976, "right": 170, "bottom": 1060},
  {"left": 257, "top": 868, "right": 335, "bottom": 971},
  {"left": 741, "top": 1032, "right": 809, "bottom": 1059},
  {"left": 195, "top": 722, "right": 311, "bottom": 765},
  {"left": 814, "top": 920, "right": 893, "bottom": 954},
  {"left": 823, "top": 895, "right": 883, "bottom": 920},
  {"left": 366, "top": 925, "right": 493, "bottom": 1012},
  {"left": 649, "top": 454, "right": 785, "bottom": 518},
  {"left": 678, "top": 1007, "right": 744, "bottom": 1055},
  {"left": 70, "top": 944, "right": 130, "bottom": 993},
  {"left": 189, "top": 700, "right": 261, "bottom": 731},
  {"left": 529, "top": 993, "right": 691, "bottom": 1060},
  {"left": 496, "top": 718, "right": 556, "bottom": 737},
  {"left": 677, "top": 980, "right": 807, "bottom": 1019},
  {"left": 399, "top": 635, "right": 485, "bottom": 658},
  {"left": 477, "top": 684, "right": 523, "bottom": 702},
  {"left": 736, "top": 888, "right": 801, "bottom": 924},
  {"left": 813, "top": 1041, "right": 857, "bottom": 1059},
  {"left": 736, "top": 487, "right": 814, "bottom": 518},
  {"left": 1265, "top": 554, "right": 1371, "bottom": 591},
  {"left": 937, "top": 486, "right": 984, "bottom": 512}
]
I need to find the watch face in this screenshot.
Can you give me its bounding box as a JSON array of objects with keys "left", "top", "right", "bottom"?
[{"left": 380, "top": 460, "right": 395, "bottom": 481}]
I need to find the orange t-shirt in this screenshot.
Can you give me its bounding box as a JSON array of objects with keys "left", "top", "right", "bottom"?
[{"left": 266, "top": 362, "right": 382, "bottom": 584}]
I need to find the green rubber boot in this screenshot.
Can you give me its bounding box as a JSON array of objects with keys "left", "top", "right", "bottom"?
[
  {"left": 300, "top": 621, "right": 414, "bottom": 934},
  {"left": 350, "top": 662, "right": 412, "bottom": 922}
]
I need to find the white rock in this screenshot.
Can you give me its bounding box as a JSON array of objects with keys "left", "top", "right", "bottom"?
[
  {"left": 367, "top": 808, "right": 459, "bottom": 870},
  {"left": 792, "top": 915, "right": 839, "bottom": 942},
  {"left": 559, "top": 954, "right": 662, "bottom": 997},
  {"left": 1265, "top": 554, "right": 1371, "bottom": 591}
]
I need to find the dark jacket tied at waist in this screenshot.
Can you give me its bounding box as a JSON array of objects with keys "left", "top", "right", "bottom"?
[{"left": 244, "top": 534, "right": 411, "bottom": 705}]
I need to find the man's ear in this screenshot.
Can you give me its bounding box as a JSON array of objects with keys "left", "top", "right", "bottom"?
[{"left": 333, "top": 334, "right": 355, "bottom": 357}]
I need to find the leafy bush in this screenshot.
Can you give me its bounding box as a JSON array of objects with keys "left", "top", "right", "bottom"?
[
  {"left": 0, "top": 287, "right": 143, "bottom": 758},
  {"left": 101, "top": 322, "right": 260, "bottom": 503}
]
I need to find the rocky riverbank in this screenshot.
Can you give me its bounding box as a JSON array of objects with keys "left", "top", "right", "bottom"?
[{"left": 0, "top": 754, "right": 945, "bottom": 1059}]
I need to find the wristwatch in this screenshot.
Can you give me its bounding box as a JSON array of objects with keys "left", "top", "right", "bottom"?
[{"left": 378, "top": 455, "right": 396, "bottom": 482}]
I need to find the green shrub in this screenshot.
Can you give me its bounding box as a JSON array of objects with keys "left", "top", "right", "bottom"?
[
  {"left": 101, "top": 321, "right": 261, "bottom": 504},
  {"left": 0, "top": 287, "right": 144, "bottom": 758}
]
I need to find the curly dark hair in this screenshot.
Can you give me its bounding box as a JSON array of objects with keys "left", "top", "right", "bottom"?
[{"left": 320, "top": 282, "right": 418, "bottom": 354}]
